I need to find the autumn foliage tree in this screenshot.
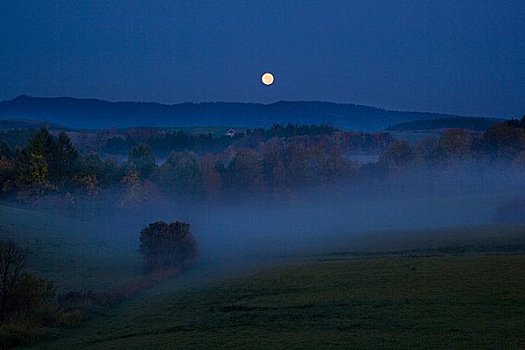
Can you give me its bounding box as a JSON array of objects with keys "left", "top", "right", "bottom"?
[
  {"left": 0, "top": 240, "right": 27, "bottom": 324},
  {"left": 225, "top": 149, "right": 265, "bottom": 195},
  {"left": 379, "top": 140, "right": 413, "bottom": 170},
  {"left": 432, "top": 129, "right": 473, "bottom": 160},
  {"left": 157, "top": 152, "right": 203, "bottom": 197},
  {"left": 199, "top": 155, "right": 223, "bottom": 198},
  {"left": 127, "top": 143, "right": 156, "bottom": 178},
  {"left": 483, "top": 122, "right": 525, "bottom": 160},
  {"left": 16, "top": 129, "right": 56, "bottom": 193}
]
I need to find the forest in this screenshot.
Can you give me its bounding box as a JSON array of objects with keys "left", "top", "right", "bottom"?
[{"left": 1, "top": 118, "right": 524, "bottom": 206}]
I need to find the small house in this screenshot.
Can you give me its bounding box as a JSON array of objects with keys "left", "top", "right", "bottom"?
[{"left": 225, "top": 128, "right": 237, "bottom": 137}]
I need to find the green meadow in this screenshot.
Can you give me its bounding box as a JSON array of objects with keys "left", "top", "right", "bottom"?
[{"left": 1, "top": 204, "right": 524, "bottom": 349}]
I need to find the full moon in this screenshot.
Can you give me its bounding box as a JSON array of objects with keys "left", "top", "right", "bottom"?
[{"left": 261, "top": 72, "right": 274, "bottom": 86}]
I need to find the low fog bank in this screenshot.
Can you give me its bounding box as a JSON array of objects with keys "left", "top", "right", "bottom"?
[
  {"left": 17, "top": 167, "right": 519, "bottom": 268},
  {"left": 191, "top": 169, "right": 525, "bottom": 261}
]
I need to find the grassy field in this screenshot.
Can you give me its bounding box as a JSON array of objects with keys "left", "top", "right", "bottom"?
[
  {"left": 0, "top": 204, "right": 142, "bottom": 292},
  {"left": 21, "top": 254, "right": 525, "bottom": 349},
  {"left": 1, "top": 204, "right": 525, "bottom": 349}
]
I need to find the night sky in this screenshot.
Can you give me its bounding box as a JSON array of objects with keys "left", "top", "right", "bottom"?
[{"left": 1, "top": 0, "right": 524, "bottom": 118}]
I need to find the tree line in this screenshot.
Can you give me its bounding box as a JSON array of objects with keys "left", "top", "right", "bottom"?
[{"left": 0, "top": 118, "right": 524, "bottom": 204}]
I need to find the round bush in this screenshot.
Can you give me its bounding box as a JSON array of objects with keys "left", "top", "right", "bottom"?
[{"left": 139, "top": 221, "right": 199, "bottom": 272}]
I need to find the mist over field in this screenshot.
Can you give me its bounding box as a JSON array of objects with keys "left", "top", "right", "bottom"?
[{"left": 10, "top": 165, "right": 520, "bottom": 266}]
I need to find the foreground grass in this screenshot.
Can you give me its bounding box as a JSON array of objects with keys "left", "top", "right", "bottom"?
[
  {"left": 0, "top": 204, "right": 141, "bottom": 291},
  {"left": 2, "top": 203, "right": 524, "bottom": 349},
  {"left": 22, "top": 254, "right": 525, "bottom": 349}
]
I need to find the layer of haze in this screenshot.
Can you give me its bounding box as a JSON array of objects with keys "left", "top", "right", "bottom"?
[
  {"left": 30, "top": 168, "right": 525, "bottom": 270},
  {"left": 1, "top": 1, "right": 525, "bottom": 117}
]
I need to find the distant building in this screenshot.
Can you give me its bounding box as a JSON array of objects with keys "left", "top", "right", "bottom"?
[{"left": 225, "top": 128, "right": 237, "bottom": 137}]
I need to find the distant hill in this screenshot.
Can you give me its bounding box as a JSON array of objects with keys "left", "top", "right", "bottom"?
[
  {"left": 386, "top": 117, "right": 502, "bottom": 132},
  {"left": 0, "top": 95, "right": 478, "bottom": 131},
  {"left": 0, "top": 118, "right": 72, "bottom": 131},
  {"left": 0, "top": 119, "right": 232, "bottom": 138}
]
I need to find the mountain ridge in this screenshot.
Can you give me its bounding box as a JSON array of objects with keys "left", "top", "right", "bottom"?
[{"left": 0, "top": 95, "right": 488, "bottom": 131}]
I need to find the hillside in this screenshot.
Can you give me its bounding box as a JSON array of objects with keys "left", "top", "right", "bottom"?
[
  {"left": 0, "top": 95, "right": 470, "bottom": 131},
  {"left": 387, "top": 117, "right": 502, "bottom": 131},
  {"left": 0, "top": 205, "right": 141, "bottom": 292},
  {"left": 4, "top": 202, "right": 525, "bottom": 349},
  {"left": 21, "top": 231, "right": 525, "bottom": 349},
  {"left": 0, "top": 119, "right": 73, "bottom": 131}
]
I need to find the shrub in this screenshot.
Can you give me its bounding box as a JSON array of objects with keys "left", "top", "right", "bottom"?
[
  {"left": 139, "top": 221, "right": 199, "bottom": 273},
  {"left": 0, "top": 240, "right": 28, "bottom": 324},
  {"left": 10, "top": 274, "right": 55, "bottom": 322},
  {"left": 0, "top": 240, "right": 56, "bottom": 349},
  {"left": 0, "top": 322, "right": 46, "bottom": 350}
]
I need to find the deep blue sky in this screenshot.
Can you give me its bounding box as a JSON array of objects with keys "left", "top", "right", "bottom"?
[{"left": 1, "top": 1, "right": 524, "bottom": 117}]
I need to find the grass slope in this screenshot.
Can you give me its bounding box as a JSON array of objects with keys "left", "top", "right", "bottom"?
[
  {"left": 2, "top": 204, "right": 524, "bottom": 349},
  {"left": 23, "top": 254, "right": 525, "bottom": 349},
  {"left": 387, "top": 117, "right": 500, "bottom": 132},
  {"left": 0, "top": 205, "right": 141, "bottom": 292}
]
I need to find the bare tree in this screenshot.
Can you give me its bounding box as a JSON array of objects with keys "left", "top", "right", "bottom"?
[{"left": 0, "top": 240, "right": 27, "bottom": 323}]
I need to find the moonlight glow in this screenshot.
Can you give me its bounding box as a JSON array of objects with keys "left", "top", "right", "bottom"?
[{"left": 261, "top": 72, "right": 274, "bottom": 86}]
